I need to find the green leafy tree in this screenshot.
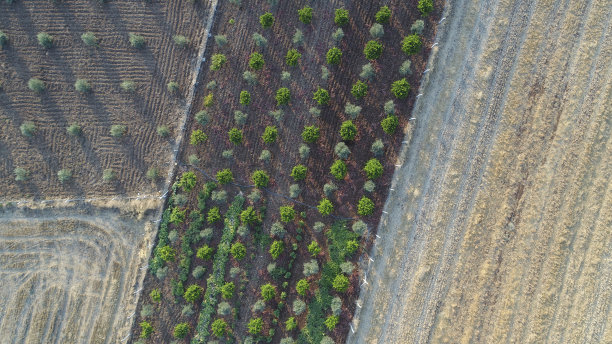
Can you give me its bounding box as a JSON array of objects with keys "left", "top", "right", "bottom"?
[
  {"left": 221, "top": 282, "right": 235, "bottom": 299},
  {"left": 279, "top": 205, "right": 295, "bottom": 222},
  {"left": 333, "top": 274, "right": 349, "bottom": 292},
  {"left": 248, "top": 317, "right": 264, "bottom": 335},
  {"left": 358, "top": 196, "right": 375, "bottom": 216},
  {"left": 190, "top": 129, "right": 208, "bottom": 145},
  {"left": 313, "top": 87, "right": 330, "bottom": 105},
  {"left": 326, "top": 47, "right": 342, "bottom": 65},
  {"left": 330, "top": 160, "right": 347, "bottom": 180},
  {"left": 179, "top": 171, "right": 197, "bottom": 191},
  {"left": 418, "top": 0, "right": 434, "bottom": 16},
  {"left": 216, "top": 169, "right": 233, "bottom": 184},
  {"left": 20, "top": 122, "right": 36, "bottom": 137},
  {"left": 110, "top": 124, "right": 126, "bottom": 138},
  {"left": 276, "top": 87, "right": 291, "bottom": 106},
  {"left": 381, "top": 115, "right": 399, "bottom": 134},
  {"left": 317, "top": 198, "right": 334, "bottom": 216},
  {"left": 286, "top": 317, "right": 298, "bottom": 331},
  {"left": 207, "top": 207, "right": 221, "bottom": 223},
  {"left": 286, "top": 49, "right": 302, "bottom": 66},
  {"left": 120, "top": 80, "right": 136, "bottom": 92},
  {"left": 157, "top": 125, "right": 170, "bottom": 137},
  {"left": 301, "top": 125, "right": 320, "bottom": 143},
  {"left": 335, "top": 8, "right": 349, "bottom": 26},
  {"left": 340, "top": 120, "right": 357, "bottom": 141},
  {"left": 170, "top": 207, "right": 186, "bottom": 224},
  {"left": 364, "top": 158, "right": 383, "bottom": 179},
  {"left": 296, "top": 279, "right": 309, "bottom": 296},
  {"left": 140, "top": 321, "right": 154, "bottom": 338},
  {"left": 75, "top": 79, "right": 92, "bottom": 93},
  {"left": 184, "top": 284, "right": 203, "bottom": 303},
  {"left": 260, "top": 12, "right": 274, "bottom": 28},
  {"left": 346, "top": 239, "right": 359, "bottom": 254},
  {"left": 174, "top": 35, "right": 190, "bottom": 47},
  {"left": 210, "top": 53, "right": 227, "bottom": 70},
  {"left": 249, "top": 52, "right": 265, "bottom": 70},
  {"left": 197, "top": 245, "right": 214, "bottom": 260},
  {"left": 150, "top": 289, "right": 161, "bottom": 302},
  {"left": 173, "top": 323, "right": 190, "bottom": 339},
  {"left": 375, "top": 6, "right": 391, "bottom": 23},
  {"left": 298, "top": 6, "right": 313, "bottom": 23},
  {"left": 325, "top": 315, "right": 339, "bottom": 330},
  {"left": 159, "top": 245, "right": 176, "bottom": 262},
  {"left": 308, "top": 240, "right": 321, "bottom": 257},
  {"left": 290, "top": 164, "right": 307, "bottom": 181},
  {"left": 0, "top": 31, "right": 8, "bottom": 48},
  {"left": 402, "top": 34, "right": 422, "bottom": 55},
  {"left": 129, "top": 33, "right": 145, "bottom": 48},
  {"left": 241, "top": 206, "right": 259, "bottom": 225},
  {"left": 228, "top": 128, "right": 243, "bottom": 145},
  {"left": 252, "top": 170, "right": 270, "bottom": 188},
  {"left": 364, "top": 40, "right": 383, "bottom": 60},
  {"left": 240, "top": 90, "right": 251, "bottom": 105},
  {"left": 262, "top": 126, "right": 278, "bottom": 144},
  {"left": 231, "top": 242, "right": 246, "bottom": 260},
  {"left": 351, "top": 80, "right": 368, "bottom": 99},
  {"left": 81, "top": 32, "right": 98, "bottom": 46},
  {"left": 269, "top": 240, "right": 284, "bottom": 259},
  {"left": 391, "top": 78, "right": 411, "bottom": 99},
  {"left": 211, "top": 319, "right": 228, "bottom": 337},
  {"left": 261, "top": 283, "right": 277, "bottom": 301}
]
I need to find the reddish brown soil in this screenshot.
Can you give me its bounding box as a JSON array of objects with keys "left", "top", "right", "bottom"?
[
  {"left": 0, "top": 0, "right": 208, "bottom": 199},
  {"left": 133, "top": 0, "right": 442, "bottom": 343}
]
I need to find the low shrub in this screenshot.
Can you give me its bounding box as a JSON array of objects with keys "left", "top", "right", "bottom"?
[
  {"left": 252, "top": 32, "right": 268, "bottom": 47},
  {"left": 285, "top": 49, "right": 301, "bottom": 66},
  {"left": 299, "top": 144, "right": 310, "bottom": 159},
  {"left": 260, "top": 12, "right": 274, "bottom": 28},
  {"left": 213, "top": 34, "right": 226, "bottom": 47},
  {"left": 313, "top": 222, "right": 325, "bottom": 233},
  {"left": 293, "top": 299, "right": 307, "bottom": 315},
  {"left": 291, "top": 164, "right": 307, "bottom": 181},
  {"left": 402, "top": 34, "right": 422, "bottom": 55},
  {"left": 326, "top": 47, "right": 342, "bottom": 65},
  {"left": 192, "top": 265, "right": 206, "bottom": 279},
  {"left": 171, "top": 34, "right": 189, "bottom": 48},
  {"left": 74, "top": 79, "right": 92, "bottom": 93},
  {"left": 358, "top": 196, "right": 375, "bottom": 216},
  {"left": 249, "top": 52, "right": 265, "bottom": 70},
  {"left": 210, "top": 53, "right": 227, "bottom": 70},
  {"left": 331, "top": 297, "right": 342, "bottom": 316},
  {"left": 323, "top": 182, "right": 337, "bottom": 197},
  {"left": 120, "top": 80, "right": 136, "bottom": 92},
  {"left": 298, "top": 6, "right": 313, "bottom": 24},
  {"left": 370, "top": 23, "right": 384, "bottom": 38},
  {"left": 281, "top": 71, "right": 291, "bottom": 81},
  {"left": 320, "top": 66, "right": 330, "bottom": 80},
  {"left": 289, "top": 184, "right": 301, "bottom": 198},
  {"left": 335, "top": 8, "right": 349, "bottom": 26},
  {"left": 14, "top": 167, "right": 29, "bottom": 182},
  {"left": 352, "top": 220, "right": 367, "bottom": 236},
  {"left": 167, "top": 81, "right": 179, "bottom": 93},
  {"left": 156, "top": 125, "right": 170, "bottom": 137},
  {"left": 276, "top": 87, "right": 291, "bottom": 105},
  {"left": 351, "top": 80, "right": 368, "bottom": 99},
  {"left": 391, "top": 78, "right": 411, "bottom": 99},
  {"left": 340, "top": 120, "right": 357, "bottom": 141},
  {"left": 331, "top": 28, "right": 344, "bottom": 42},
  {"left": 0, "top": 31, "right": 8, "bottom": 48},
  {"left": 301, "top": 125, "right": 320, "bottom": 143},
  {"left": 399, "top": 60, "right": 412, "bottom": 75},
  {"left": 360, "top": 63, "right": 375, "bottom": 80},
  {"left": 364, "top": 180, "right": 375, "bottom": 193},
  {"left": 411, "top": 19, "right": 425, "bottom": 34},
  {"left": 146, "top": 167, "right": 160, "bottom": 181},
  {"left": 364, "top": 40, "right": 383, "bottom": 60},
  {"left": 188, "top": 154, "right": 201, "bottom": 165},
  {"left": 207, "top": 80, "right": 217, "bottom": 89},
  {"left": 303, "top": 259, "right": 319, "bottom": 277},
  {"left": 37, "top": 32, "right": 53, "bottom": 48},
  {"left": 109, "top": 124, "right": 126, "bottom": 138},
  {"left": 195, "top": 110, "right": 210, "bottom": 125},
  {"left": 28, "top": 78, "right": 45, "bottom": 93},
  {"left": 371, "top": 139, "right": 384, "bottom": 156},
  {"left": 141, "top": 304, "right": 154, "bottom": 318},
  {"left": 243, "top": 70, "right": 257, "bottom": 85},
  {"left": 102, "top": 168, "right": 115, "bottom": 182},
  {"left": 330, "top": 160, "right": 347, "bottom": 180},
  {"left": 81, "top": 32, "right": 98, "bottom": 46},
  {"left": 129, "top": 33, "right": 145, "bottom": 48},
  {"left": 292, "top": 29, "right": 304, "bottom": 45},
  {"left": 228, "top": 128, "right": 243, "bottom": 145},
  {"left": 259, "top": 149, "right": 271, "bottom": 162},
  {"left": 252, "top": 299, "right": 266, "bottom": 313},
  {"left": 345, "top": 102, "right": 361, "bottom": 119},
  {"left": 375, "top": 5, "right": 391, "bottom": 23},
  {"left": 334, "top": 142, "right": 351, "bottom": 159}
]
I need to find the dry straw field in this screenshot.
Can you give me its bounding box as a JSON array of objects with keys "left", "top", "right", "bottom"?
[{"left": 350, "top": 0, "right": 612, "bottom": 342}]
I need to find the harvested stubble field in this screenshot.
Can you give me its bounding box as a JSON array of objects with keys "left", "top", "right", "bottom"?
[
  {"left": 0, "top": 0, "right": 209, "bottom": 199},
  {"left": 0, "top": 200, "right": 160, "bottom": 344},
  {"left": 132, "top": 0, "right": 441, "bottom": 343},
  {"left": 350, "top": 0, "right": 612, "bottom": 342}
]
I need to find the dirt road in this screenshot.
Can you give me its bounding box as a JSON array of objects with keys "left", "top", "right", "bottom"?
[{"left": 348, "top": 0, "right": 612, "bottom": 342}]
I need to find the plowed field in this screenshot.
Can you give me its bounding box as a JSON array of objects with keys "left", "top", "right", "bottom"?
[{"left": 349, "top": 0, "right": 612, "bottom": 342}]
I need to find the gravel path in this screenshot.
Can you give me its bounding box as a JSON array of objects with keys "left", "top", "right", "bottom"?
[{"left": 348, "top": 0, "right": 612, "bottom": 342}]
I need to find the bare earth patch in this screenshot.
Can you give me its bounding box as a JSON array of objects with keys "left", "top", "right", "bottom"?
[
  {"left": 0, "top": 201, "right": 159, "bottom": 343},
  {"left": 349, "top": 0, "right": 612, "bottom": 342}
]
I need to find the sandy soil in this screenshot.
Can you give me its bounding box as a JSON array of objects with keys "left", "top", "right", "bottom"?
[
  {"left": 0, "top": 201, "right": 159, "bottom": 344},
  {"left": 348, "top": 0, "right": 612, "bottom": 342}
]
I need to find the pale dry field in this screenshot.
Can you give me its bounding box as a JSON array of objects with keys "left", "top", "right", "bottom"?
[
  {"left": 349, "top": 0, "right": 612, "bottom": 343},
  {"left": 0, "top": 201, "right": 159, "bottom": 344}
]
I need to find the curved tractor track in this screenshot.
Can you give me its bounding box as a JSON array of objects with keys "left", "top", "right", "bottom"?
[{"left": 349, "top": 0, "right": 612, "bottom": 343}]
